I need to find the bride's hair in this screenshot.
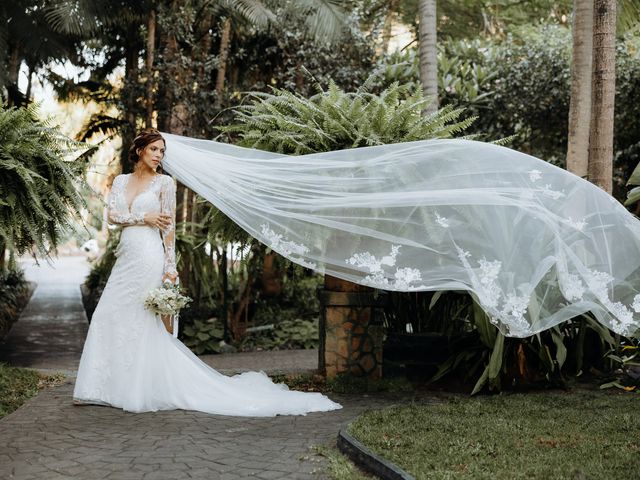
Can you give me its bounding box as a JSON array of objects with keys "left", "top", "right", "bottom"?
[{"left": 129, "top": 128, "right": 166, "bottom": 166}]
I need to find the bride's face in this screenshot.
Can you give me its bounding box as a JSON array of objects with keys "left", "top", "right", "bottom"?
[{"left": 137, "top": 139, "right": 166, "bottom": 172}]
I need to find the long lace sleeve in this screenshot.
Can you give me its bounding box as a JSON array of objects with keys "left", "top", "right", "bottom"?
[
  {"left": 160, "top": 176, "right": 178, "bottom": 277},
  {"left": 107, "top": 175, "right": 146, "bottom": 226}
]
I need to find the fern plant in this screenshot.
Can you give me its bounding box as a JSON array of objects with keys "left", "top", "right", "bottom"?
[
  {"left": 223, "top": 77, "right": 481, "bottom": 154},
  {"left": 0, "top": 103, "right": 91, "bottom": 272}
]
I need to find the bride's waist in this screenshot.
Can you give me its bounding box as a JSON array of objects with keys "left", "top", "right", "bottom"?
[{"left": 120, "top": 225, "right": 162, "bottom": 241}]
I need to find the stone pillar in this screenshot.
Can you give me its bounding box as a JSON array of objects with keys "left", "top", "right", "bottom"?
[{"left": 318, "top": 276, "right": 387, "bottom": 380}]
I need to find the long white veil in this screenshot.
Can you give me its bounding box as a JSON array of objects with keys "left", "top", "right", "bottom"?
[{"left": 160, "top": 132, "right": 640, "bottom": 338}]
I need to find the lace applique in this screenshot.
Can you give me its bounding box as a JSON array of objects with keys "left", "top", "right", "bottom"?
[
  {"left": 261, "top": 224, "right": 310, "bottom": 256},
  {"left": 541, "top": 184, "right": 565, "bottom": 199},
  {"left": 565, "top": 217, "right": 587, "bottom": 231},
  {"left": 345, "top": 245, "right": 425, "bottom": 290},
  {"left": 107, "top": 175, "right": 147, "bottom": 226},
  {"left": 528, "top": 169, "right": 542, "bottom": 182},
  {"left": 260, "top": 224, "right": 320, "bottom": 271},
  {"left": 477, "top": 258, "right": 502, "bottom": 309},
  {"left": 435, "top": 212, "right": 450, "bottom": 228},
  {"left": 346, "top": 244, "right": 400, "bottom": 273},
  {"left": 394, "top": 267, "right": 422, "bottom": 289},
  {"left": 584, "top": 269, "right": 635, "bottom": 333},
  {"left": 562, "top": 273, "right": 585, "bottom": 301},
  {"left": 160, "top": 176, "right": 178, "bottom": 276},
  {"left": 456, "top": 246, "right": 531, "bottom": 336},
  {"left": 632, "top": 295, "right": 640, "bottom": 313}
]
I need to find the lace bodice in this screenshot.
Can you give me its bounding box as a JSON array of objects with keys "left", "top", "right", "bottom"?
[{"left": 106, "top": 173, "right": 178, "bottom": 277}]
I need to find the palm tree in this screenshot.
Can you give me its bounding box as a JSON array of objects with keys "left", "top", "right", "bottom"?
[
  {"left": 418, "top": 0, "right": 438, "bottom": 115},
  {"left": 588, "top": 0, "right": 616, "bottom": 193},
  {"left": 566, "top": 0, "right": 593, "bottom": 178}
]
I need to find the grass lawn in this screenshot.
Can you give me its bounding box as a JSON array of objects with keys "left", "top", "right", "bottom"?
[
  {"left": 0, "top": 362, "right": 65, "bottom": 419},
  {"left": 349, "top": 389, "right": 639, "bottom": 479}
]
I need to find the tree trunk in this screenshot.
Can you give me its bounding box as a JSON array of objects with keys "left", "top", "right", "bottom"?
[
  {"left": 6, "top": 43, "right": 22, "bottom": 107},
  {"left": 566, "top": 0, "right": 593, "bottom": 178},
  {"left": 381, "top": 0, "right": 399, "bottom": 54},
  {"left": 122, "top": 35, "right": 140, "bottom": 174},
  {"left": 214, "top": 17, "right": 232, "bottom": 109},
  {"left": 25, "top": 64, "right": 34, "bottom": 102},
  {"left": 145, "top": 7, "right": 157, "bottom": 128},
  {"left": 588, "top": 0, "right": 616, "bottom": 193},
  {"left": 418, "top": 0, "right": 438, "bottom": 115}
]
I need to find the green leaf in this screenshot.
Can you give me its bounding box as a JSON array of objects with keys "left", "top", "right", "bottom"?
[
  {"left": 624, "top": 186, "right": 640, "bottom": 206},
  {"left": 471, "top": 364, "right": 490, "bottom": 395},
  {"left": 551, "top": 328, "right": 567, "bottom": 369},
  {"left": 627, "top": 161, "right": 640, "bottom": 186},
  {"left": 488, "top": 333, "right": 505, "bottom": 384}
]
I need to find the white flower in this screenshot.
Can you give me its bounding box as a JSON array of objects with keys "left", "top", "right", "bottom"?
[{"left": 144, "top": 284, "right": 192, "bottom": 316}]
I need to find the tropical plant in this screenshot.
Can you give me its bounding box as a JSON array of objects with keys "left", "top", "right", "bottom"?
[
  {"left": 428, "top": 299, "right": 621, "bottom": 394},
  {"left": 625, "top": 160, "right": 640, "bottom": 207},
  {"left": 223, "top": 76, "right": 480, "bottom": 154},
  {"left": 0, "top": 103, "right": 91, "bottom": 273},
  {"left": 601, "top": 339, "right": 640, "bottom": 392},
  {"left": 0, "top": 266, "right": 29, "bottom": 342}
]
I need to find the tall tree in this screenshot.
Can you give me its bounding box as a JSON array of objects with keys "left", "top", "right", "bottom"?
[
  {"left": 566, "top": 0, "right": 593, "bottom": 178},
  {"left": 145, "top": 4, "right": 157, "bottom": 127},
  {"left": 418, "top": 0, "right": 438, "bottom": 115},
  {"left": 588, "top": 0, "right": 616, "bottom": 193}
]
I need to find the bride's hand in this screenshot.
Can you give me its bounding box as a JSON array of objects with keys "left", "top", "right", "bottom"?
[
  {"left": 162, "top": 272, "right": 178, "bottom": 284},
  {"left": 144, "top": 212, "right": 171, "bottom": 230}
]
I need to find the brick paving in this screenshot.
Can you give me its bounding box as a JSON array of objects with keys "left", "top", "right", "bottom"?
[
  {"left": 0, "top": 378, "right": 409, "bottom": 479},
  {"left": 0, "top": 256, "right": 425, "bottom": 479}
]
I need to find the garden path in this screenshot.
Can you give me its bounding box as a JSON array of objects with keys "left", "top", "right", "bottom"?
[
  {"left": 0, "top": 256, "right": 319, "bottom": 377},
  {"left": 0, "top": 255, "right": 414, "bottom": 479}
]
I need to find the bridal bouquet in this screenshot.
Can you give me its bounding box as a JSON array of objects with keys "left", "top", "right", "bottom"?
[{"left": 144, "top": 282, "right": 192, "bottom": 337}]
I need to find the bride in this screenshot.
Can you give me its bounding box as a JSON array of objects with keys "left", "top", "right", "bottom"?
[{"left": 72, "top": 128, "right": 343, "bottom": 416}]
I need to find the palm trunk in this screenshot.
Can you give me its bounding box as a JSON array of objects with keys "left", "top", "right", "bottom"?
[
  {"left": 418, "top": 0, "right": 438, "bottom": 115},
  {"left": 145, "top": 7, "right": 157, "bottom": 128},
  {"left": 25, "top": 64, "right": 34, "bottom": 102},
  {"left": 588, "top": 0, "right": 616, "bottom": 193},
  {"left": 122, "top": 36, "right": 140, "bottom": 174},
  {"left": 381, "top": 0, "right": 399, "bottom": 54},
  {"left": 6, "top": 43, "right": 22, "bottom": 107},
  {"left": 566, "top": 0, "right": 593, "bottom": 177},
  {"left": 214, "top": 17, "right": 232, "bottom": 109}
]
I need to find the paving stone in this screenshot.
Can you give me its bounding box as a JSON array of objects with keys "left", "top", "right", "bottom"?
[{"left": 0, "top": 255, "right": 435, "bottom": 479}]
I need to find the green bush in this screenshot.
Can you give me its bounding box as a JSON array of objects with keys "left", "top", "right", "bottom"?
[
  {"left": 376, "top": 27, "right": 640, "bottom": 198},
  {"left": 0, "top": 266, "right": 29, "bottom": 341},
  {"left": 182, "top": 316, "right": 225, "bottom": 355}
]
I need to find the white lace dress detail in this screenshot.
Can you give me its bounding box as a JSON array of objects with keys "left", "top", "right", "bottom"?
[{"left": 73, "top": 174, "right": 341, "bottom": 416}]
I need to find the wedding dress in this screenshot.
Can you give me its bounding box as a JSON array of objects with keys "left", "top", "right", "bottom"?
[
  {"left": 158, "top": 133, "right": 640, "bottom": 339},
  {"left": 72, "top": 172, "right": 343, "bottom": 416}
]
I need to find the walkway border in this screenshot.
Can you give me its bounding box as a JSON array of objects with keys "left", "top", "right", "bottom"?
[{"left": 337, "top": 423, "right": 415, "bottom": 480}]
